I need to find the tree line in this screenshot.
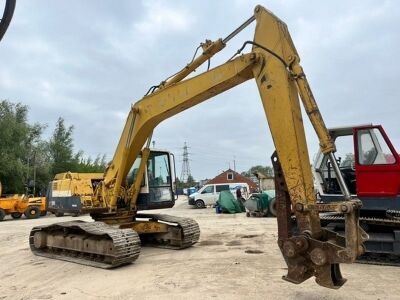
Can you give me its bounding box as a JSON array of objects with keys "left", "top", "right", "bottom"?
[
  {"left": 0, "top": 100, "right": 106, "bottom": 195},
  {"left": 241, "top": 165, "right": 273, "bottom": 178}
]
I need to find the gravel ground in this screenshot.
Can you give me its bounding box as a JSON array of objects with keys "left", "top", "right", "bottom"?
[{"left": 0, "top": 196, "right": 399, "bottom": 300}]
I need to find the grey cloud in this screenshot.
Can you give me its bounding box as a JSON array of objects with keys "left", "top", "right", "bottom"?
[{"left": 1, "top": 0, "right": 399, "bottom": 180}]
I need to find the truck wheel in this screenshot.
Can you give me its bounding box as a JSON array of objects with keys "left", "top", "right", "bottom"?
[
  {"left": 11, "top": 212, "right": 22, "bottom": 219},
  {"left": 195, "top": 200, "right": 205, "bottom": 209},
  {"left": 24, "top": 206, "right": 40, "bottom": 219},
  {"left": 269, "top": 197, "right": 277, "bottom": 217},
  {"left": 55, "top": 212, "right": 64, "bottom": 217},
  {"left": 72, "top": 212, "right": 80, "bottom": 217},
  {"left": 0, "top": 208, "right": 5, "bottom": 221},
  {"left": 40, "top": 210, "right": 47, "bottom": 217}
]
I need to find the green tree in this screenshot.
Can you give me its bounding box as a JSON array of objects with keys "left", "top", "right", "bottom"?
[
  {"left": 75, "top": 153, "right": 107, "bottom": 173},
  {"left": 175, "top": 177, "right": 183, "bottom": 188},
  {"left": 49, "top": 118, "right": 107, "bottom": 175},
  {"left": 27, "top": 140, "right": 53, "bottom": 196},
  {"left": 186, "top": 174, "right": 196, "bottom": 187},
  {"left": 49, "top": 117, "right": 77, "bottom": 175},
  {"left": 175, "top": 175, "right": 196, "bottom": 189},
  {"left": 241, "top": 165, "right": 273, "bottom": 178},
  {"left": 0, "top": 101, "right": 107, "bottom": 195},
  {"left": 0, "top": 100, "right": 45, "bottom": 194}
]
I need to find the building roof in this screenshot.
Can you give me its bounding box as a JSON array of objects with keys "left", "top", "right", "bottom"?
[{"left": 207, "top": 169, "right": 258, "bottom": 191}]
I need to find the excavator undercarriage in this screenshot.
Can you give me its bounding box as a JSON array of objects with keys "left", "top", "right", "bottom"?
[
  {"left": 30, "top": 221, "right": 141, "bottom": 268},
  {"left": 30, "top": 213, "right": 200, "bottom": 268}
]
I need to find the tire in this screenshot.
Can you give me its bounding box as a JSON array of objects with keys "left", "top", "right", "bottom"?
[
  {"left": 0, "top": 208, "right": 5, "bottom": 221},
  {"left": 72, "top": 212, "right": 80, "bottom": 217},
  {"left": 11, "top": 212, "right": 22, "bottom": 219},
  {"left": 24, "top": 206, "right": 40, "bottom": 219},
  {"left": 269, "top": 197, "right": 277, "bottom": 217},
  {"left": 55, "top": 212, "right": 64, "bottom": 217},
  {"left": 40, "top": 210, "right": 47, "bottom": 217},
  {"left": 195, "top": 200, "right": 205, "bottom": 209}
]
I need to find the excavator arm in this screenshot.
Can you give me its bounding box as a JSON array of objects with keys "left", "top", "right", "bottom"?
[{"left": 94, "top": 5, "right": 366, "bottom": 288}]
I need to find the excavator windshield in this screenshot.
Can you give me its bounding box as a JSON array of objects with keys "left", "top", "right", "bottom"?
[{"left": 127, "top": 150, "right": 175, "bottom": 210}]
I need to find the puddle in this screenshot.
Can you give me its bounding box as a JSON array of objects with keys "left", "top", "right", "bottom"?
[
  {"left": 240, "top": 234, "right": 259, "bottom": 239},
  {"left": 245, "top": 249, "right": 264, "bottom": 254},
  {"left": 226, "top": 240, "right": 242, "bottom": 246},
  {"left": 198, "top": 240, "right": 223, "bottom": 246}
]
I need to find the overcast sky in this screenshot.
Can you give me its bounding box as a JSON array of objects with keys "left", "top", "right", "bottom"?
[{"left": 1, "top": 0, "right": 399, "bottom": 180}]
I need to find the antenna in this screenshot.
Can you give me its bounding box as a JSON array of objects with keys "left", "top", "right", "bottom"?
[{"left": 180, "top": 142, "right": 192, "bottom": 182}]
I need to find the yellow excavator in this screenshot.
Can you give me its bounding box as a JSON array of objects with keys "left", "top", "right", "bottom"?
[{"left": 29, "top": 5, "right": 367, "bottom": 289}]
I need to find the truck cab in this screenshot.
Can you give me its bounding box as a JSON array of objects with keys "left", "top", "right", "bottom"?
[{"left": 313, "top": 124, "right": 400, "bottom": 214}]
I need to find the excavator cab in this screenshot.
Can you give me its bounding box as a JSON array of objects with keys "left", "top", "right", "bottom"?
[
  {"left": 127, "top": 150, "right": 176, "bottom": 210},
  {"left": 314, "top": 124, "right": 400, "bottom": 210}
]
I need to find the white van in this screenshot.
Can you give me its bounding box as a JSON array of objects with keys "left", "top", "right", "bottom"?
[{"left": 188, "top": 183, "right": 250, "bottom": 208}]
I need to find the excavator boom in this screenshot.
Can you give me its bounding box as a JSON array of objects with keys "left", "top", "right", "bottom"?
[
  {"left": 30, "top": 5, "right": 366, "bottom": 288},
  {"left": 95, "top": 6, "right": 365, "bottom": 287}
]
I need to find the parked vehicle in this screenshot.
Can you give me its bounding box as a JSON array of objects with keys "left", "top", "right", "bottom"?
[
  {"left": 188, "top": 183, "right": 249, "bottom": 208},
  {"left": 47, "top": 172, "right": 103, "bottom": 217},
  {"left": 0, "top": 181, "right": 46, "bottom": 221},
  {"left": 313, "top": 124, "right": 400, "bottom": 265},
  {"left": 244, "top": 190, "right": 276, "bottom": 217}
]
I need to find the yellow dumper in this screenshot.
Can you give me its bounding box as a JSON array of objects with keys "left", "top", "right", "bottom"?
[{"left": 0, "top": 182, "right": 46, "bottom": 220}]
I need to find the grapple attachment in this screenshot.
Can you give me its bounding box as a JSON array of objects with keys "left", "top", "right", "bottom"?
[{"left": 272, "top": 152, "right": 367, "bottom": 289}]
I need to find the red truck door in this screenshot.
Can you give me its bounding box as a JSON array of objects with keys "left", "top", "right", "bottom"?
[{"left": 354, "top": 125, "right": 400, "bottom": 197}]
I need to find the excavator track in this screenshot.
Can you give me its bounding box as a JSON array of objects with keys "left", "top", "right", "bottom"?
[
  {"left": 135, "top": 213, "right": 200, "bottom": 249},
  {"left": 321, "top": 213, "right": 400, "bottom": 227},
  {"left": 321, "top": 213, "right": 400, "bottom": 266},
  {"left": 29, "top": 221, "right": 140, "bottom": 269}
]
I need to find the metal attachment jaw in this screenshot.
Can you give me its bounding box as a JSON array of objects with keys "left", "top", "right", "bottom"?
[{"left": 272, "top": 152, "right": 367, "bottom": 289}]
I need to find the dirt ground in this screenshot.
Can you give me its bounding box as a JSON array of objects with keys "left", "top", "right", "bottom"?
[{"left": 1, "top": 197, "right": 400, "bottom": 300}]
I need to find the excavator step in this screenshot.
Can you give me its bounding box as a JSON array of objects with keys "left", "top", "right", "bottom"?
[
  {"left": 29, "top": 221, "right": 140, "bottom": 269},
  {"left": 135, "top": 213, "right": 200, "bottom": 249}
]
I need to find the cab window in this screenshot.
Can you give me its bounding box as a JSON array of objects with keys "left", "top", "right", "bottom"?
[
  {"left": 358, "top": 128, "right": 396, "bottom": 165},
  {"left": 126, "top": 155, "right": 144, "bottom": 186},
  {"left": 216, "top": 185, "right": 229, "bottom": 192},
  {"left": 201, "top": 185, "right": 214, "bottom": 194},
  {"left": 147, "top": 152, "right": 171, "bottom": 187}
]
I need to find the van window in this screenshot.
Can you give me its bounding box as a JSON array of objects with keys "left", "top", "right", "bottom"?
[
  {"left": 216, "top": 185, "right": 230, "bottom": 192},
  {"left": 201, "top": 185, "right": 214, "bottom": 194}
]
